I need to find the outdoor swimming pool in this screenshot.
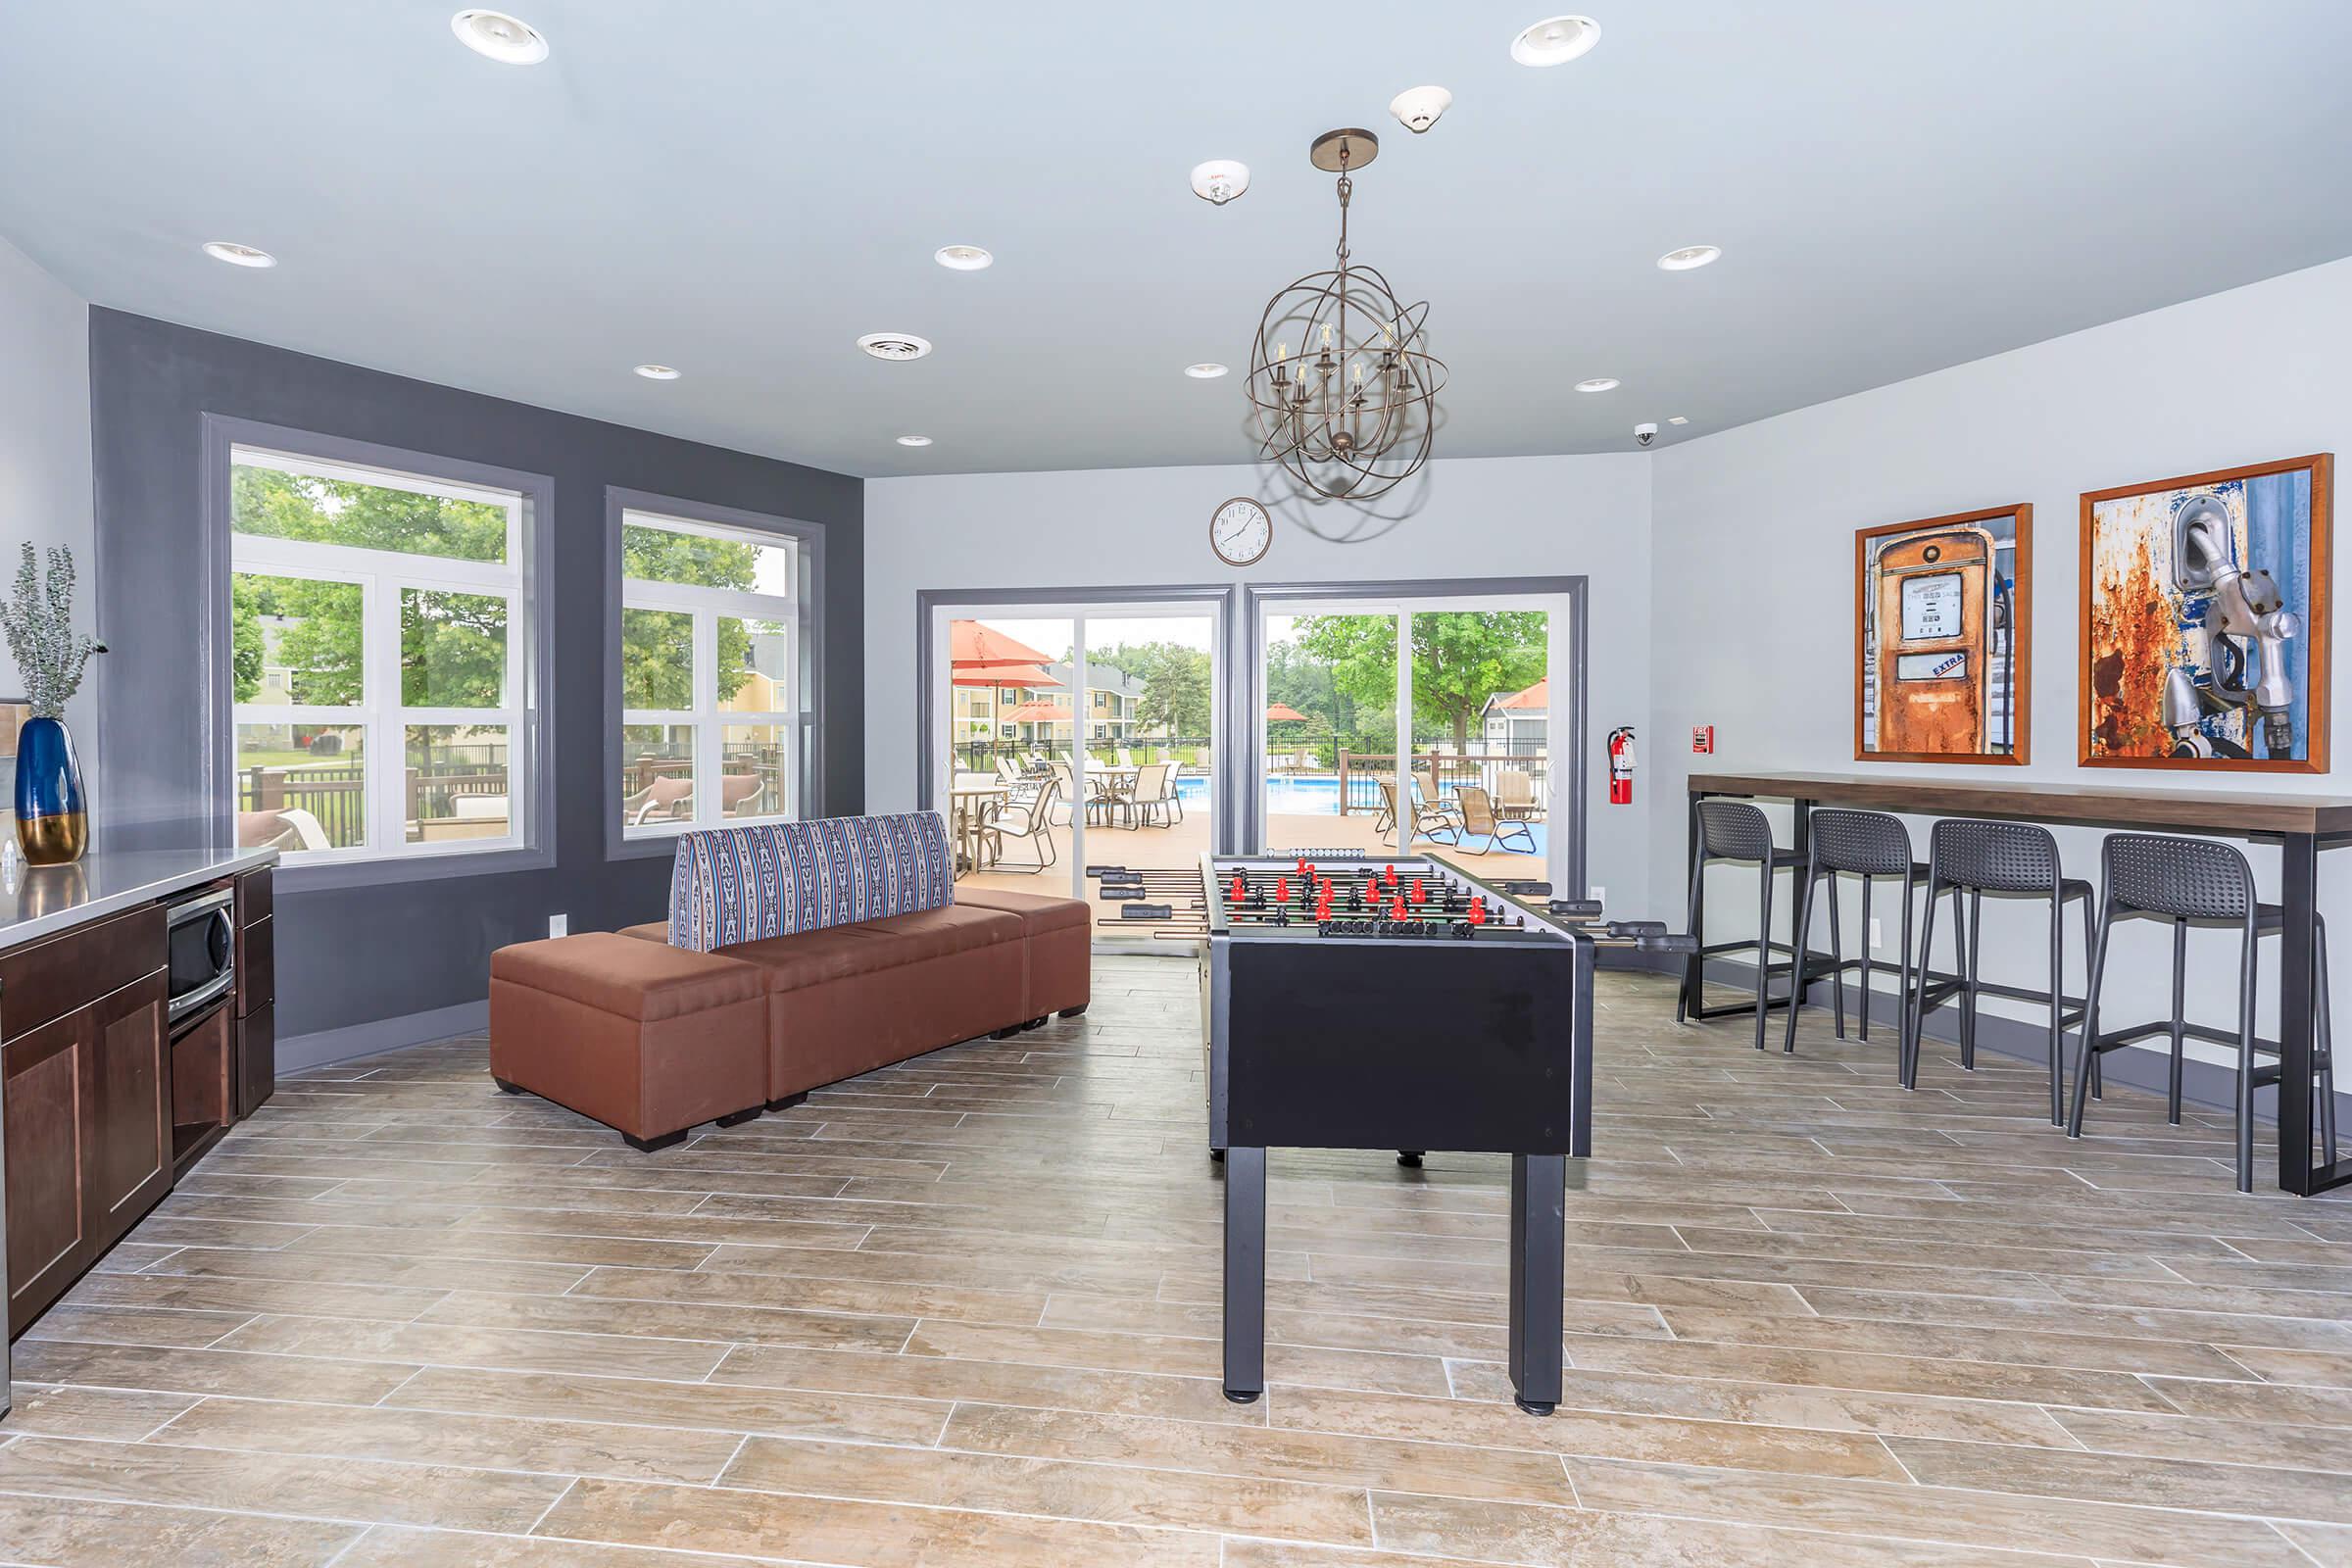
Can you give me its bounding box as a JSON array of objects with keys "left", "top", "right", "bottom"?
[{"left": 1167, "top": 772, "right": 1549, "bottom": 855}]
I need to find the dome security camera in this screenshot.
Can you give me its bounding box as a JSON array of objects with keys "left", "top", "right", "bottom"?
[{"left": 1634, "top": 422, "right": 1657, "bottom": 448}]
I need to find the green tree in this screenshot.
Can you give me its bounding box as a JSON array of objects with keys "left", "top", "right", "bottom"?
[
  {"left": 620, "top": 522, "right": 761, "bottom": 706},
  {"left": 1294, "top": 611, "right": 1546, "bottom": 754},
  {"left": 1093, "top": 641, "right": 1211, "bottom": 738}
]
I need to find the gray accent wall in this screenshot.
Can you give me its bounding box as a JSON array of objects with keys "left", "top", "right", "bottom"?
[{"left": 88, "top": 308, "right": 862, "bottom": 1039}]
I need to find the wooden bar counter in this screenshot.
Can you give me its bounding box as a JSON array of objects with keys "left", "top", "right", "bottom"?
[{"left": 1686, "top": 770, "right": 2351, "bottom": 1197}]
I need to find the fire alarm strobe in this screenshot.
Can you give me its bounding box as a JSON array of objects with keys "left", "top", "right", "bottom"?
[{"left": 1691, "top": 725, "right": 1715, "bottom": 754}]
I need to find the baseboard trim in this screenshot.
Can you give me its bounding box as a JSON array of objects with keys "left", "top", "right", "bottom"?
[
  {"left": 280, "top": 1000, "right": 490, "bottom": 1073},
  {"left": 1698, "top": 958, "right": 2349, "bottom": 1129}
]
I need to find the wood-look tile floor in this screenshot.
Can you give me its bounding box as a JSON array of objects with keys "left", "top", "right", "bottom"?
[{"left": 6, "top": 958, "right": 2352, "bottom": 1567}]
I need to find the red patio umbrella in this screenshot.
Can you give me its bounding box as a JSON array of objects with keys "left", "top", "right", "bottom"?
[
  {"left": 1003, "top": 698, "right": 1072, "bottom": 721},
  {"left": 1264, "top": 702, "right": 1312, "bottom": 724},
  {"left": 950, "top": 621, "right": 1056, "bottom": 669},
  {"left": 952, "top": 662, "right": 1058, "bottom": 688}
]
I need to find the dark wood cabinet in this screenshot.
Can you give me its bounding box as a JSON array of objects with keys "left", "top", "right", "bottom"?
[
  {"left": 3, "top": 865, "right": 274, "bottom": 1341},
  {"left": 5, "top": 967, "right": 171, "bottom": 1338}
]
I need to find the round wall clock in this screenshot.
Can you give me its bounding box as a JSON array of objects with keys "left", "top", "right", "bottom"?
[{"left": 1210, "top": 497, "right": 1272, "bottom": 566}]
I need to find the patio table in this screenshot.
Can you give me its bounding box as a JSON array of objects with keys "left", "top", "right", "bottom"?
[{"left": 950, "top": 785, "right": 1006, "bottom": 874}]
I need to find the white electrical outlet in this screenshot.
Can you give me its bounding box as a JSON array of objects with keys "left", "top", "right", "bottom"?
[
  {"left": 1869, "top": 916, "right": 1884, "bottom": 952},
  {"left": 548, "top": 913, "right": 568, "bottom": 938}
]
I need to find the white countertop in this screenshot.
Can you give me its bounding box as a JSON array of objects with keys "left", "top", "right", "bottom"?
[{"left": 0, "top": 846, "right": 278, "bottom": 954}]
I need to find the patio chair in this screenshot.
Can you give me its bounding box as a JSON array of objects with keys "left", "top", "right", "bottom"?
[
  {"left": 979, "top": 779, "right": 1060, "bottom": 873},
  {"left": 996, "top": 758, "right": 1039, "bottom": 800},
  {"left": 1127, "top": 760, "right": 1182, "bottom": 827},
  {"left": 1049, "top": 761, "right": 1082, "bottom": 824},
  {"left": 625, "top": 775, "right": 695, "bottom": 826},
  {"left": 1371, "top": 776, "right": 1396, "bottom": 834},
  {"left": 716, "top": 774, "right": 765, "bottom": 816},
  {"left": 1455, "top": 785, "right": 1537, "bottom": 855},
  {"left": 1497, "top": 768, "right": 1544, "bottom": 822},
  {"left": 1404, "top": 776, "right": 1462, "bottom": 847},
  {"left": 1412, "top": 766, "right": 1463, "bottom": 827},
  {"left": 1116, "top": 748, "right": 1137, "bottom": 769}
]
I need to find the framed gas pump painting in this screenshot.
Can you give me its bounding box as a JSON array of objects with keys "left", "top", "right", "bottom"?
[
  {"left": 2081, "top": 454, "right": 2331, "bottom": 772},
  {"left": 1854, "top": 504, "right": 2032, "bottom": 764}
]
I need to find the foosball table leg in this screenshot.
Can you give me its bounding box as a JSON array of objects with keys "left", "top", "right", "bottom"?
[
  {"left": 1507, "top": 1153, "right": 1566, "bottom": 1416},
  {"left": 1222, "top": 1145, "right": 1267, "bottom": 1404},
  {"left": 1396, "top": 1151, "right": 1424, "bottom": 1168}
]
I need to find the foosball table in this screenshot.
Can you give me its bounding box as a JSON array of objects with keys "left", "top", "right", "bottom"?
[{"left": 1096, "top": 851, "right": 1693, "bottom": 1416}]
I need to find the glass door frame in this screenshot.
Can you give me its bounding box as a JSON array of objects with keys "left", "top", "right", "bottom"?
[
  {"left": 914, "top": 586, "right": 1245, "bottom": 920},
  {"left": 1243, "top": 577, "right": 1589, "bottom": 898}
]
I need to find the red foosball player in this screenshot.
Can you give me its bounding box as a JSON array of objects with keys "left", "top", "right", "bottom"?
[
  {"left": 1409, "top": 877, "right": 1426, "bottom": 905},
  {"left": 1467, "top": 899, "right": 1488, "bottom": 927},
  {"left": 1275, "top": 875, "right": 1291, "bottom": 905},
  {"left": 1228, "top": 873, "right": 1247, "bottom": 905},
  {"left": 1388, "top": 895, "right": 1408, "bottom": 922},
  {"left": 1383, "top": 863, "right": 1398, "bottom": 888}
]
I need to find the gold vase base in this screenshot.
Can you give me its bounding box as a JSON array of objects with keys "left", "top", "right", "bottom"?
[{"left": 19, "top": 809, "right": 88, "bottom": 865}]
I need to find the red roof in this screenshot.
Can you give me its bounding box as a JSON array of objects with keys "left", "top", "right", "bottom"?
[{"left": 1489, "top": 677, "right": 1547, "bottom": 711}]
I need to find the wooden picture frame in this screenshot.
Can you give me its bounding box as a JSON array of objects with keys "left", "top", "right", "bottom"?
[
  {"left": 1853, "top": 503, "right": 2033, "bottom": 765},
  {"left": 2079, "top": 453, "right": 2331, "bottom": 773}
]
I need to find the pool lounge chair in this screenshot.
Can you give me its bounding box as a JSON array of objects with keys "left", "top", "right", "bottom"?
[
  {"left": 1497, "top": 768, "right": 1544, "bottom": 821},
  {"left": 1383, "top": 777, "right": 1460, "bottom": 849},
  {"left": 1455, "top": 785, "right": 1537, "bottom": 855}
]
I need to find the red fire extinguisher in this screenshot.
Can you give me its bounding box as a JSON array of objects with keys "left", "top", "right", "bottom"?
[{"left": 1607, "top": 726, "right": 1637, "bottom": 806}]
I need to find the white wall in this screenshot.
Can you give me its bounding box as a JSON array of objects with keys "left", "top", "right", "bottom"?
[
  {"left": 864, "top": 453, "right": 1655, "bottom": 916},
  {"left": 0, "top": 237, "right": 94, "bottom": 747},
  {"left": 1650, "top": 255, "right": 2352, "bottom": 1073}
]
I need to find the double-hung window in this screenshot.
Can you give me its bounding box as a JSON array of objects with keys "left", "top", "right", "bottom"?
[
  {"left": 229, "top": 446, "right": 531, "bottom": 864},
  {"left": 619, "top": 509, "right": 801, "bottom": 838}
]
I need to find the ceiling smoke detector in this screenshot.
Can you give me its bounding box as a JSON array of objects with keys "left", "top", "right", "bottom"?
[
  {"left": 1190, "top": 160, "right": 1250, "bottom": 206},
  {"left": 202, "top": 241, "right": 276, "bottom": 269},
  {"left": 857, "top": 332, "right": 933, "bottom": 362},
  {"left": 1511, "top": 15, "right": 1600, "bottom": 67},
  {"left": 1389, "top": 85, "right": 1452, "bottom": 133},
  {"left": 451, "top": 9, "right": 549, "bottom": 65}
]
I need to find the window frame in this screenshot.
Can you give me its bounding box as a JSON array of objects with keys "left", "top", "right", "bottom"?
[
  {"left": 205, "top": 416, "right": 555, "bottom": 891},
  {"left": 606, "top": 489, "right": 825, "bottom": 860}
]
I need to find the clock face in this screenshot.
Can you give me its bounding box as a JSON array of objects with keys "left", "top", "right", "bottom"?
[{"left": 1210, "top": 497, "right": 1272, "bottom": 566}]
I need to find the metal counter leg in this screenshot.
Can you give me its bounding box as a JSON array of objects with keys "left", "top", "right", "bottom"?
[
  {"left": 1508, "top": 1153, "right": 1566, "bottom": 1416},
  {"left": 1223, "top": 1146, "right": 1266, "bottom": 1403}
]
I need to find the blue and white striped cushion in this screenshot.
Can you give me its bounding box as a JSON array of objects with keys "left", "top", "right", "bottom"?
[{"left": 667, "top": 812, "right": 955, "bottom": 952}]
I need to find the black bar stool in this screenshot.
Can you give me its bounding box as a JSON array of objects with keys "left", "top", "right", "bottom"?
[
  {"left": 1902, "top": 819, "right": 2095, "bottom": 1125},
  {"left": 1678, "top": 799, "right": 1820, "bottom": 1052},
  {"left": 2066, "top": 832, "right": 2340, "bottom": 1193},
  {"left": 1781, "top": 808, "right": 1936, "bottom": 1059}
]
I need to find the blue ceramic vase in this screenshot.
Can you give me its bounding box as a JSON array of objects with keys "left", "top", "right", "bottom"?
[{"left": 15, "top": 715, "right": 87, "bottom": 864}]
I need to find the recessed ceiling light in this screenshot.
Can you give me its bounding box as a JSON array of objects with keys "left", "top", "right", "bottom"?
[
  {"left": 1575, "top": 377, "right": 1620, "bottom": 393},
  {"left": 451, "top": 9, "right": 548, "bottom": 64},
  {"left": 1667, "top": 416, "right": 1690, "bottom": 425},
  {"left": 632, "top": 364, "right": 680, "bottom": 380},
  {"left": 935, "top": 245, "right": 993, "bottom": 271},
  {"left": 1657, "top": 244, "right": 1722, "bottom": 271},
  {"left": 202, "top": 241, "right": 276, "bottom": 269},
  {"left": 1190, "top": 160, "right": 1250, "bottom": 206},
  {"left": 1511, "top": 15, "right": 1600, "bottom": 67},
  {"left": 896, "top": 435, "right": 934, "bottom": 448},
  {"left": 857, "top": 332, "right": 933, "bottom": 362},
  {"left": 1184, "top": 363, "right": 1229, "bottom": 379}
]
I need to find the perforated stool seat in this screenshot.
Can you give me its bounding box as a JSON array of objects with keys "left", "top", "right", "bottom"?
[
  {"left": 1678, "top": 799, "right": 1828, "bottom": 1051},
  {"left": 1903, "top": 818, "right": 2097, "bottom": 1125},
  {"left": 2067, "top": 833, "right": 2340, "bottom": 1192},
  {"left": 1780, "top": 809, "right": 1935, "bottom": 1063}
]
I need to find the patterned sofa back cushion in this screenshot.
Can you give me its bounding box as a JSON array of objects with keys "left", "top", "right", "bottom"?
[{"left": 667, "top": 811, "right": 955, "bottom": 952}]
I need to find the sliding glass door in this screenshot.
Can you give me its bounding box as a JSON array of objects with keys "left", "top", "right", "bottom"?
[
  {"left": 1255, "top": 593, "right": 1571, "bottom": 892},
  {"left": 932, "top": 601, "right": 1220, "bottom": 947}
]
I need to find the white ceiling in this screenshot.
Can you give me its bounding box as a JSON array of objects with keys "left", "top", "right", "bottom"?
[{"left": 4, "top": 1, "right": 2349, "bottom": 480}]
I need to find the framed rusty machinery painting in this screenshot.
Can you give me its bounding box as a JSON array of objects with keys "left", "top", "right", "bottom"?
[
  {"left": 2081, "top": 454, "right": 2331, "bottom": 772},
  {"left": 1854, "top": 504, "right": 2032, "bottom": 764}
]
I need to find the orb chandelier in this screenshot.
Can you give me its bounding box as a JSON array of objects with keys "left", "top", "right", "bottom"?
[{"left": 1247, "top": 128, "right": 1446, "bottom": 502}]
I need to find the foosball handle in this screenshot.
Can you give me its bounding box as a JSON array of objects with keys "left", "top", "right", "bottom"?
[
  {"left": 1605, "top": 919, "right": 1667, "bottom": 939},
  {"left": 1636, "top": 933, "right": 1699, "bottom": 956},
  {"left": 1547, "top": 899, "right": 1603, "bottom": 918}
]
